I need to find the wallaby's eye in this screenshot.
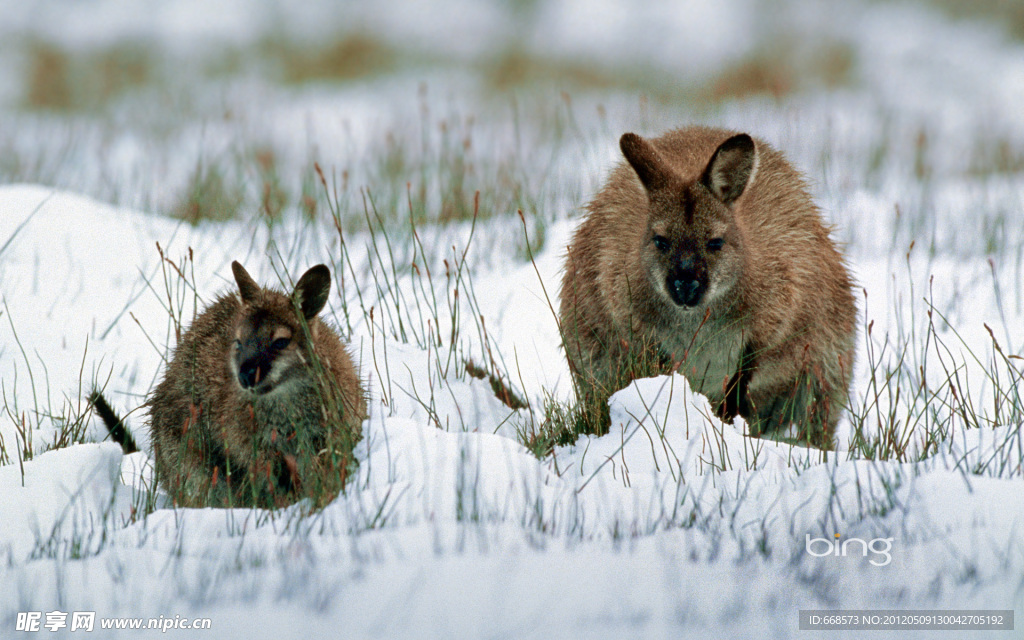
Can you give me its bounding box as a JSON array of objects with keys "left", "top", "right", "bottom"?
[
  {"left": 271, "top": 337, "right": 291, "bottom": 351},
  {"left": 652, "top": 235, "right": 670, "bottom": 252},
  {"left": 707, "top": 238, "right": 725, "bottom": 251}
]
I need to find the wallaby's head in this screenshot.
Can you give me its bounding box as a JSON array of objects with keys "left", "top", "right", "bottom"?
[
  {"left": 229, "top": 261, "right": 332, "bottom": 396},
  {"left": 620, "top": 131, "right": 756, "bottom": 309}
]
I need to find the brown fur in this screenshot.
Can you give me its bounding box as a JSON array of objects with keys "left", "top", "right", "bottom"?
[
  {"left": 149, "top": 261, "right": 367, "bottom": 507},
  {"left": 559, "top": 126, "right": 856, "bottom": 449}
]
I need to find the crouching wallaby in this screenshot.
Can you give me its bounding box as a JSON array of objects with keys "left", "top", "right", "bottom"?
[
  {"left": 96, "top": 261, "right": 366, "bottom": 508},
  {"left": 559, "top": 126, "right": 856, "bottom": 449}
]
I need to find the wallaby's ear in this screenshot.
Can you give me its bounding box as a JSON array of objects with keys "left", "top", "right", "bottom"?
[
  {"left": 701, "top": 134, "right": 757, "bottom": 206},
  {"left": 294, "top": 264, "right": 331, "bottom": 319},
  {"left": 232, "top": 261, "right": 261, "bottom": 304},
  {"left": 620, "top": 133, "right": 672, "bottom": 192}
]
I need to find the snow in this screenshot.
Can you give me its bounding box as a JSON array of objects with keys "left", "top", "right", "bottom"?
[
  {"left": 1, "top": 184, "right": 1020, "bottom": 636},
  {"left": 1, "top": 0, "right": 1024, "bottom": 638}
]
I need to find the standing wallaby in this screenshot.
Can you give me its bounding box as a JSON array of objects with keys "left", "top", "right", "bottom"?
[
  {"left": 147, "top": 261, "right": 366, "bottom": 508},
  {"left": 559, "top": 126, "right": 856, "bottom": 449}
]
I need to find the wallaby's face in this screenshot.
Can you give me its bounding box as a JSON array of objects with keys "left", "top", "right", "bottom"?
[
  {"left": 621, "top": 132, "right": 755, "bottom": 310},
  {"left": 228, "top": 262, "right": 331, "bottom": 396}
]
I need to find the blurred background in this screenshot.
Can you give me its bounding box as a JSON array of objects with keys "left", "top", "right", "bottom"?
[{"left": 1, "top": 0, "right": 1022, "bottom": 253}]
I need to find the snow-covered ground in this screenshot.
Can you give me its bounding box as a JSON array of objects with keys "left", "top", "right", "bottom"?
[{"left": 1, "top": 0, "right": 1023, "bottom": 638}]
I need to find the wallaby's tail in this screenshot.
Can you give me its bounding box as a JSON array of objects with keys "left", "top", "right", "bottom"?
[{"left": 89, "top": 390, "right": 139, "bottom": 454}]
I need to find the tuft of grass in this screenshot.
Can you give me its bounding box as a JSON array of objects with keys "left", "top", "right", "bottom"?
[
  {"left": 925, "top": 0, "right": 1024, "bottom": 40},
  {"left": 484, "top": 49, "right": 645, "bottom": 94},
  {"left": 252, "top": 146, "right": 289, "bottom": 223},
  {"left": 23, "top": 39, "right": 72, "bottom": 111},
  {"left": 171, "top": 160, "right": 246, "bottom": 225},
  {"left": 22, "top": 37, "right": 157, "bottom": 112},
  {"left": 0, "top": 306, "right": 113, "bottom": 485},
  {"left": 706, "top": 41, "right": 856, "bottom": 101},
  {"left": 846, "top": 260, "right": 1024, "bottom": 477},
  {"left": 525, "top": 394, "right": 589, "bottom": 453},
  {"left": 967, "top": 135, "right": 1024, "bottom": 176},
  {"left": 265, "top": 32, "right": 402, "bottom": 84},
  {"left": 316, "top": 169, "right": 534, "bottom": 432}
]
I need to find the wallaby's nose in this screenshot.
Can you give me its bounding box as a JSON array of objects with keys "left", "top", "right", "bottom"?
[
  {"left": 237, "top": 344, "right": 271, "bottom": 390},
  {"left": 238, "top": 359, "right": 263, "bottom": 389},
  {"left": 667, "top": 268, "right": 704, "bottom": 307}
]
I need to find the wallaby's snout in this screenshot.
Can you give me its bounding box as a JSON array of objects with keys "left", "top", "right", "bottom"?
[
  {"left": 668, "top": 268, "right": 703, "bottom": 307},
  {"left": 232, "top": 318, "right": 295, "bottom": 393},
  {"left": 234, "top": 329, "right": 293, "bottom": 392},
  {"left": 667, "top": 256, "right": 705, "bottom": 307},
  {"left": 235, "top": 339, "right": 271, "bottom": 390},
  {"left": 236, "top": 346, "right": 261, "bottom": 389}
]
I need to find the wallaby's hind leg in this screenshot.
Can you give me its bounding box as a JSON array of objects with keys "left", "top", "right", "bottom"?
[{"left": 744, "top": 373, "right": 837, "bottom": 450}]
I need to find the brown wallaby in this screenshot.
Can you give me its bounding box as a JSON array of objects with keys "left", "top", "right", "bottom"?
[
  {"left": 559, "top": 126, "right": 856, "bottom": 449},
  {"left": 144, "top": 261, "right": 367, "bottom": 508}
]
